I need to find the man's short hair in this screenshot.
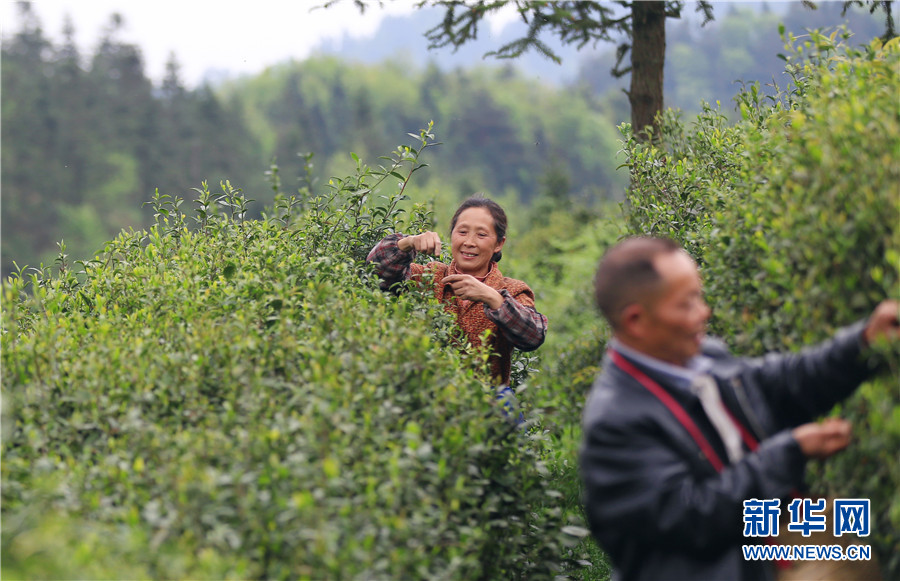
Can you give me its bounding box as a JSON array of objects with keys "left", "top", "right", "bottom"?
[{"left": 594, "top": 236, "right": 682, "bottom": 329}]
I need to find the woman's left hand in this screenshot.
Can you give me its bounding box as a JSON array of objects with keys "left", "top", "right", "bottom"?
[{"left": 443, "top": 274, "right": 504, "bottom": 310}]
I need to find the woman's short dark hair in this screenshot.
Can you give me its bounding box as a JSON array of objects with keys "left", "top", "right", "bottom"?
[
  {"left": 449, "top": 194, "right": 508, "bottom": 263},
  {"left": 594, "top": 236, "right": 682, "bottom": 329}
]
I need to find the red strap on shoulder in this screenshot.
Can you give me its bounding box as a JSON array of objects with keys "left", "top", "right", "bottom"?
[
  {"left": 610, "top": 349, "right": 725, "bottom": 473},
  {"left": 724, "top": 407, "right": 759, "bottom": 452}
]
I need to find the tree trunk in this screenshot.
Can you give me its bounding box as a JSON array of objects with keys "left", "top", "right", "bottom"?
[{"left": 630, "top": 1, "right": 666, "bottom": 141}]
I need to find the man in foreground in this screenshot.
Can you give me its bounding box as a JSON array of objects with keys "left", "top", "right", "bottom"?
[{"left": 580, "top": 236, "right": 898, "bottom": 581}]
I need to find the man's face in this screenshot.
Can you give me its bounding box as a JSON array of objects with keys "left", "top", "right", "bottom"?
[{"left": 639, "top": 251, "right": 711, "bottom": 366}]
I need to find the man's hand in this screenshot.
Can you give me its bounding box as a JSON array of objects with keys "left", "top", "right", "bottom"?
[
  {"left": 443, "top": 274, "right": 504, "bottom": 310},
  {"left": 863, "top": 299, "right": 900, "bottom": 346},
  {"left": 792, "top": 418, "right": 852, "bottom": 459},
  {"left": 398, "top": 232, "right": 442, "bottom": 256}
]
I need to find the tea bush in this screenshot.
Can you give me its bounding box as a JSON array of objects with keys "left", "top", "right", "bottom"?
[
  {"left": 1, "top": 126, "right": 581, "bottom": 580},
  {"left": 621, "top": 31, "right": 900, "bottom": 578},
  {"left": 526, "top": 323, "right": 613, "bottom": 581},
  {"left": 619, "top": 103, "right": 747, "bottom": 266},
  {"left": 499, "top": 200, "right": 622, "bottom": 581}
]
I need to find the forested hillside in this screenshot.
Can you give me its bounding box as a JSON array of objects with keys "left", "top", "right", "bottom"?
[
  {"left": 218, "top": 57, "right": 624, "bottom": 210},
  {"left": 1, "top": 10, "right": 260, "bottom": 279},
  {"left": 1, "top": 9, "right": 623, "bottom": 279},
  {"left": 1, "top": 2, "right": 887, "bottom": 278}
]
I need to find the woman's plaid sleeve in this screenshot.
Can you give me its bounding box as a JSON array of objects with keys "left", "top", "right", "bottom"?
[
  {"left": 484, "top": 289, "right": 547, "bottom": 351},
  {"left": 366, "top": 233, "right": 415, "bottom": 291}
]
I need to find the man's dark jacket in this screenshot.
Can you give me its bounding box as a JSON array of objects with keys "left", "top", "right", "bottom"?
[{"left": 580, "top": 321, "right": 873, "bottom": 581}]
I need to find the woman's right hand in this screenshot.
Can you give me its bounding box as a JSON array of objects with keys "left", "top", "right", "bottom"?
[{"left": 398, "top": 232, "right": 442, "bottom": 256}]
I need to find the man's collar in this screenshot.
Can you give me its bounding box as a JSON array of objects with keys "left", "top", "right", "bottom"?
[{"left": 610, "top": 338, "right": 713, "bottom": 391}]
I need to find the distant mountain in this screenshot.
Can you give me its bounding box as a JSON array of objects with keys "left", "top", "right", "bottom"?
[
  {"left": 321, "top": 1, "right": 885, "bottom": 118},
  {"left": 314, "top": 6, "right": 602, "bottom": 85},
  {"left": 312, "top": 2, "right": 793, "bottom": 87}
]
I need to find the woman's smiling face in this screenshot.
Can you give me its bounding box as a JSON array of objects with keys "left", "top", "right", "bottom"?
[{"left": 450, "top": 207, "right": 505, "bottom": 277}]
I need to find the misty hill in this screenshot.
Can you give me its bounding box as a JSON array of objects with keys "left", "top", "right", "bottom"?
[
  {"left": 315, "top": 5, "right": 592, "bottom": 85},
  {"left": 317, "top": 2, "right": 886, "bottom": 112}
]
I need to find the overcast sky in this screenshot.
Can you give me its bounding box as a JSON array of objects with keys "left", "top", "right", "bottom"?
[{"left": 1, "top": 0, "right": 519, "bottom": 86}]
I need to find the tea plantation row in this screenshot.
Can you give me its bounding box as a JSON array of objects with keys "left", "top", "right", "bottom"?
[{"left": 2, "top": 135, "right": 585, "bottom": 579}]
